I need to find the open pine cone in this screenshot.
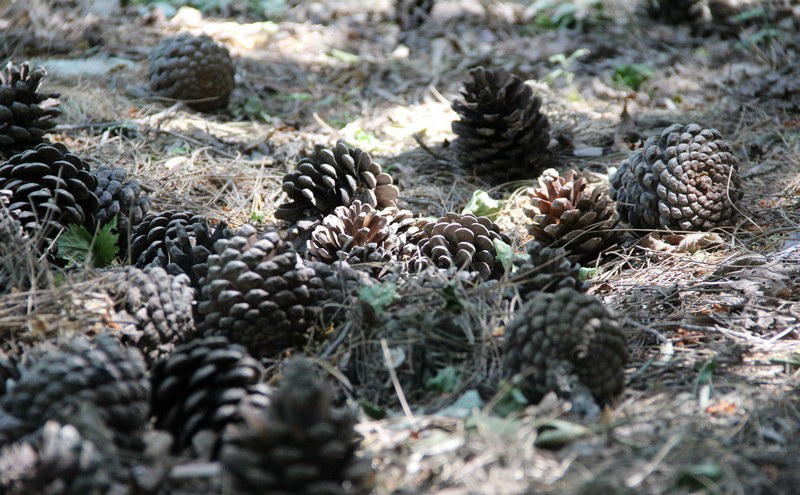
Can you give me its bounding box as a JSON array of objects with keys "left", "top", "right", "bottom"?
[
  {"left": 128, "top": 210, "right": 231, "bottom": 290},
  {"left": 610, "top": 123, "right": 743, "bottom": 231},
  {"left": 510, "top": 240, "right": 587, "bottom": 299},
  {"left": 414, "top": 212, "right": 510, "bottom": 281},
  {"left": 275, "top": 140, "right": 399, "bottom": 224},
  {"left": 99, "top": 265, "right": 195, "bottom": 366},
  {"left": 197, "top": 225, "right": 336, "bottom": 358},
  {"left": 307, "top": 200, "right": 414, "bottom": 270},
  {"left": 525, "top": 169, "right": 619, "bottom": 262},
  {"left": 502, "top": 288, "right": 628, "bottom": 406},
  {"left": 91, "top": 166, "right": 150, "bottom": 252},
  {"left": 451, "top": 66, "right": 551, "bottom": 183},
  {"left": 150, "top": 336, "right": 266, "bottom": 456},
  {"left": 148, "top": 34, "right": 235, "bottom": 111},
  {"left": 221, "top": 358, "right": 373, "bottom": 494},
  {"left": 0, "top": 62, "right": 60, "bottom": 158},
  {"left": 0, "top": 420, "right": 113, "bottom": 495},
  {"left": 0, "top": 334, "right": 150, "bottom": 452},
  {"left": 0, "top": 143, "right": 99, "bottom": 253}
]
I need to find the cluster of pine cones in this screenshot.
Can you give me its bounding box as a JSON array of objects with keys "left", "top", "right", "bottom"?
[{"left": 0, "top": 1, "right": 751, "bottom": 491}]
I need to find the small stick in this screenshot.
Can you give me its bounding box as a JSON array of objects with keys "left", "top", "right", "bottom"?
[{"left": 381, "top": 338, "right": 416, "bottom": 427}]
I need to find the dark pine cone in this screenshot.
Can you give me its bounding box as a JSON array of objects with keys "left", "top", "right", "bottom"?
[
  {"left": 0, "top": 350, "right": 20, "bottom": 396},
  {"left": 610, "top": 123, "right": 743, "bottom": 231},
  {"left": 91, "top": 166, "right": 150, "bottom": 251},
  {"left": 451, "top": 67, "right": 551, "bottom": 183},
  {"left": 307, "top": 200, "right": 414, "bottom": 270},
  {"left": 221, "top": 358, "right": 373, "bottom": 495},
  {"left": 414, "top": 212, "right": 510, "bottom": 281},
  {"left": 502, "top": 288, "right": 628, "bottom": 406},
  {"left": 0, "top": 143, "right": 99, "bottom": 252},
  {"left": 129, "top": 210, "right": 231, "bottom": 290},
  {"left": 510, "top": 240, "right": 587, "bottom": 299},
  {"left": 275, "top": 140, "right": 399, "bottom": 224},
  {"left": 148, "top": 34, "right": 235, "bottom": 111},
  {"left": 395, "top": 0, "right": 435, "bottom": 30},
  {"left": 0, "top": 420, "right": 112, "bottom": 495},
  {"left": 150, "top": 336, "right": 266, "bottom": 456},
  {"left": 525, "top": 168, "right": 619, "bottom": 262},
  {"left": 642, "top": 0, "right": 710, "bottom": 24},
  {"left": 99, "top": 265, "right": 195, "bottom": 366},
  {"left": 197, "top": 225, "right": 330, "bottom": 358},
  {"left": 0, "top": 62, "right": 60, "bottom": 158},
  {"left": 1, "top": 189, "right": 49, "bottom": 294},
  {"left": 0, "top": 334, "right": 150, "bottom": 452}
]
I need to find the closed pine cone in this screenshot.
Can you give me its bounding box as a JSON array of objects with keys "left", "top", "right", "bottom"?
[
  {"left": 502, "top": 288, "right": 628, "bottom": 406},
  {"left": 451, "top": 67, "right": 551, "bottom": 183},
  {"left": 610, "top": 123, "right": 743, "bottom": 231},
  {"left": 414, "top": 212, "right": 510, "bottom": 281},
  {"left": 148, "top": 34, "right": 235, "bottom": 111}
]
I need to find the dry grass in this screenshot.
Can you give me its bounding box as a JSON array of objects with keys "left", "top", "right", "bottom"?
[{"left": 1, "top": 0, "right": 799, "bottom": 493}]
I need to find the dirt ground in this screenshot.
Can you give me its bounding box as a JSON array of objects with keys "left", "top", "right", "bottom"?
[{"left": 1, "top": 0, "right": 799, "bottom": 493}]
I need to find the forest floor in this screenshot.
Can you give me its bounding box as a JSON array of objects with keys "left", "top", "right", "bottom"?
[{"left": 2, "top": 0, "right": 800, "bottom": 493}]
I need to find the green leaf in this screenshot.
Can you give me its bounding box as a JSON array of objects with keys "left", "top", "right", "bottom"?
[
  {"left": 462, "top": 190, "right": 502, "bottom": 219},
  {"left": 491, "top": 378, "right": 529, "bottom": 417},
  {"left": 437, "top": 390, "right": 484, "bottom": 418},
  {"left": 675, "top": 463, "right": 723, "bottom": 490},
  {"left": 466, "top": 412, "right": 522, "bottom": 436},
  {"left": 425, "top": 366, "right": 460, "bottom": 393},
  {"left": 612, "top": 63, "right": 654, "bottom": 91},
  {"left": 57, "top": 216, "right": 119, "bottom": 268},
  {"left": 358, "top": 282, "right": 400, "bottom": 312},
  {"left": 579, "top": 267, "right": 599, "bottom": 281},
  {"left": 731, "top": 7, "right": 765, "bottom": 23},
  {"left": 695, "top": 359, "right": 717, "bottom": 386},
  {"left": 359, "top": 399, "right": 387, "bottom": 420},
  {"left": 534, "top": 419, "right": 592, "bottom": 448},
  {"left": 493, "top": 239, "right": 514, "bottom": 275},
  {"left": 329, "top": 48, "right": 360, "bottom": 64}
]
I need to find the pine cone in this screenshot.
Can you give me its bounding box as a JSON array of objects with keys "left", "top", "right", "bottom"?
[
  {"left": 510, "top": 240, "right": 587, "bottom": 298},
  {"left": 502, "top": 288, "right": 628, "bottom": 406},
  {"left": 99, "top": 265, "right": 195, "bottom": 366},
  {"left": 150, "top": 336, "right": 266, "bottom": 456},
  {"left": 0, "top": 350, "right": 20, "bottom": 396},
  {"left": 610, "top": 123, "right": 743, "bottom": 231},
  {"left": 148, "top": 34, "right": 235, "bottom": 111},
  {"left": 415, "top": 212, "right": 510, "bottom": 280},
  {"left": 275, "top": 140, "right": 399, "bottom": 224},
  {"left": 307, "top": 200, "right": 413, "bottom": 271},
  {"left": 395, "top": 0, "right": 435, "bottom": 30},
  {"left": 0, "top": 334, "right": 150, "bottom": 451},
  {"left": 642, "top": 0, "right": 710, "bottom": 24},
  {"left": 129, "top": 210, "right": 231, "bottom": 290},
  {"left": 524, "top": 169, "right": 619, "bottom": 261},
  {"left": 451, "top": 67, "right": 551, "bottom": 183},
  {"left": 197, "top": 225, "right": 329, "bottom": 358},
  {"left": 0, "top": 62, "right": 60, "bottom": 158},
  {"left": 91, "top": 166, "right": 150, "bottom": 251},
  {"left": 0, "top": 143, "right": 99, "bottom": 252},
  {"left": 221, "top": 358, "right": 373, "bottom": 494},
  {"left": 0, "top": 420, "right": 112, "bottom": 495},
  {"left": 0, "top": 189, "right": 48, "bottom": 294}
]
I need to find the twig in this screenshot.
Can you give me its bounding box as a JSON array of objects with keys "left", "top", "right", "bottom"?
[
  {"left": 381, "top": 338, "right": 416, "bottom": 428},
  {"left": 412, "top": 132, "right": 458, "bottom": 165},
  {"left": 625, "top": 433, "right": 683, "bottom": 488}
]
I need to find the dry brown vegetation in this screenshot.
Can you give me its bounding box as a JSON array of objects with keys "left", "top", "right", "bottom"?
[{"left": 1, "top": 0, "right": 799, "bottom": 493}]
